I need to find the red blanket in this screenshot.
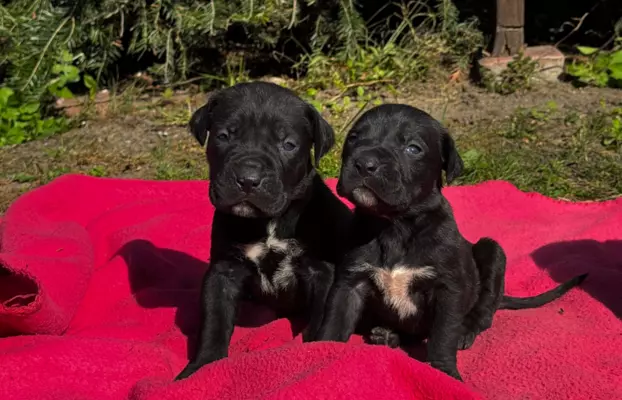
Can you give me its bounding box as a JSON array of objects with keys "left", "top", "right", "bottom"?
[{"left": 0, "top": 175, "right": 620, "bottom": 400}]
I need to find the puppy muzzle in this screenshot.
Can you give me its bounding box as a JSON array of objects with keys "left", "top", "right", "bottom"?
[
  {"left": 210, "top": 154, "right": 288, "bottom": 217},
  {"left": 339, "top": 158, "right": 406, "bottom": 212}
]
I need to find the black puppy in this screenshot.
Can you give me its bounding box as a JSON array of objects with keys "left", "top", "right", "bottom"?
[
  {"left": 313, "top": 104, "right": 587, "bottom": 381},
  {"left": 175, "top": 82, "right": 351, "bottom": 380}
]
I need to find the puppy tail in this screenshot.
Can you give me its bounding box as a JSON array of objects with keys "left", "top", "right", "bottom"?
[{"left": 499, "top": 273, "right": 588, "bottom": 310}]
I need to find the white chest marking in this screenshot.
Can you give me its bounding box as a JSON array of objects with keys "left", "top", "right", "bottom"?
[
  {"left": 242, "top": 221, "right": 302, "bottom": 294},
  {"left": 355, "top": 263, "right": 436, "bottom": 320}
]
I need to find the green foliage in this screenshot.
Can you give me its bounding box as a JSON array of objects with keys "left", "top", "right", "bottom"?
[
  {"left": 0, "top": 87, "right": 69, "bottom": 145},
  {"left": 47, "top": 51, "right": 97, "bottom": 99},
  {"left": 300, "top": 1, "right": 482, "bottom": 94},
  {"left": 0, "top": 0, "right": 484, "bottom": 145},
  {"left": 87, "top": 166, "right": 108, "bottom": 177},
  {"left": 0, "top": 49, "right": 94, "bottom": 146},
  {"left": 602, "top": 108, "right": 622, "bottom": 149},
  {"left": 566, "top": 39, "right": 622, "bottom": 88},
  {"left": 1, "top": 0, "right": 482, "bottom": 99},
  {"left": 483, "top": 51, "right": 538, "bottom": 95},
  {"left": 0, "top": 0, "right": 300, "bottom": 104}
]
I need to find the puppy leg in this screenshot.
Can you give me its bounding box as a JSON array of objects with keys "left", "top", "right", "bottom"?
[
  {"left": 315, "top": 278, "right": 370, "bottom": 342},
  {"left": 458, "top": 238, "right": 506, "bottom": 350},
  {"left": 427, "top": 291, "right": 464, "bottom": 381},
  {"left": 175, "top": 261, "right": 249, "bottom": 380},
  {"left": 301, "top": 260, "right": 334, "bottom": 342}
]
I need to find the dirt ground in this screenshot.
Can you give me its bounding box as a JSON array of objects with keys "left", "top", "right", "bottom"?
[{"left": 1, "top": 79, "right": 621, "bottom": 213}]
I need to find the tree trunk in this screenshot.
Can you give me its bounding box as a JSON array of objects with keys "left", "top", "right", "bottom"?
[{"left": 492, "top": 0, "right": 525, "bottom": 57}]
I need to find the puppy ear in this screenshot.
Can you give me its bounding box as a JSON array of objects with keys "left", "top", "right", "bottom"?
[
  {"left": 441, "top": 128, "right": 464, "bottom": 184},
  {"left": 308, "top": 105, "right": 335, "bottom": 166},
  {"left": 188, "top": 96, "right": 218, "bottom": 146}
]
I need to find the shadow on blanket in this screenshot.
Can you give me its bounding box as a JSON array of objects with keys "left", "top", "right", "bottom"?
[
  {"left": 116, "top": 239, "right": 309, "bottom": 359},
  {"left": 532, "top": 240, "right": 622, "bottom": 319}
]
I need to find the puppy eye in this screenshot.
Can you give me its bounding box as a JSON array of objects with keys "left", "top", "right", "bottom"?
[
  {"left": 282, "top": 139, "right": 297, "bottom": 152},
  {"left": 215, "top": 130, "right": 229, "bottom": 142},
  {"left": 405, "top": 144, "right": 422, "bottom": 155},
  {"left": 346, "top": 133, "right": 358, "bottom": 143}
]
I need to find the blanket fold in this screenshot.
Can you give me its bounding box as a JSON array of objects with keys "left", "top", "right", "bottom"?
[{"left": 0, "top": 175, "right": 620, "bottom": 400}]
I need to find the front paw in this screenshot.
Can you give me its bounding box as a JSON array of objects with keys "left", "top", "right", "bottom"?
[
  {"left": 368, "top": 326, "right": 401, "bottom": 348},
  {"left": 430, "top": 361, "right": 463, "bottom": 382},
  {"left": 457, "top": 330, "right": 478, "bottom": 350},
  {"left": 174, "top": 352, "right": 226, "bottom": 381},
  {"left": 175, "top": 362, "right": 202, "bottom": 381}
]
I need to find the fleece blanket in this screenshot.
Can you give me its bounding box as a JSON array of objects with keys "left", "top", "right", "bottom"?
[{"left": 0, "top": 175, "right": 620, "bottom": 400}]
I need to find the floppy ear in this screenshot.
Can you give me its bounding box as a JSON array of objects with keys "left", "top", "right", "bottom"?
[
  {"left": 308, "top": 105, "right": 335, "bottom": 166},
  {"left": 441, "top": 128, "right": 464, "bottom": 184},
  {"left": 188, "top": 95, "right": 219, "bottom": 146}
]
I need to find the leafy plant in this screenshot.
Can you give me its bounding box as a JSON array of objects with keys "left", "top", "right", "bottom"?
[
  {"left": 483, "top": 51, "right": 538, "bottom": 95},
  {"left": 0, "top": 87, "right": 69, "bottom": 146},
  {"left": 299, "top": 1, "right": 482, "bottom": 94},
  {"left": 47, "top": 51, "right": 97, "bottom": 100},
  {"left": 0, "top": 0, "right": 485, "bottom": 146},
  {"left": 0, "top": 0, "right": 338, "bottom": 102},
  {"left": 566, "top": 41, "right": 622, "bottom": 88},
  {"left": 602, "top": 109, "right": 622, "bottom": 149},
  {"left": 0, "top": 49, "right": 97, "bottom": 146}
]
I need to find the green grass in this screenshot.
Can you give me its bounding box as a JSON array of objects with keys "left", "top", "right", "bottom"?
[
  {"left": 310, "top": 99, "right": 622, "bottom": 201},
  {"left": 152, "top": 142, "right": 209, "bottom": 181},
  {"left": 142, "top": 92, "right": 622, "bottom": 201},
  {"left": 2, "top": 94, "right": 620, "bottom": 213},
  {"left": 446, "top": 104, "right": 621, "bottom": 200}
]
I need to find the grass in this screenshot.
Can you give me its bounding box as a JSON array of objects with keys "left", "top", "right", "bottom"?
[
  {"left": 314, "top": 98, "right": 622, "bottom": 201},
  {"left": 454, "top": 103, "right": 622, "bottom": 200},
  {"left": 2, "top": 84, "right": 621, "bottom": 213},
  {"left": 152, "top": 93, "right": 622, "bottom": 201},
  {"left": 152, "top": 143, "right": 209, "bottom": 181}
]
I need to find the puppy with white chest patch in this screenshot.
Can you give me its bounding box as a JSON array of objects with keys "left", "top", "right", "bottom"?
[
  {"left": 313, "top": 104, "right": 587, "bottom": 381},
  {"left": 175, "top": 82, "right": 351, "bottom": 380}
]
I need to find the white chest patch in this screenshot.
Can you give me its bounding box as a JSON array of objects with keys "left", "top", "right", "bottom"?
[
  {"left": 355, "top": 263, "right": 436, "bottom": 320},
  {"left": 241, "top": 221, "right": 303, "bottom": 295}
]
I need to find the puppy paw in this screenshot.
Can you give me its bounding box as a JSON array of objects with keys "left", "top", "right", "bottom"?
[
  {"left": 174, "top": 363, "right": 201, "bottom": 381},
  {"left": 457, "top": 330, "right": 478, "bottom": 350},
  {"left": 368, "top": 326, "right": 401, "bottom": 348},
  {"left": 174, "top": 352, "right": 226, "bottom": 381},
  {"left": 430, "top": 361, "right": 463, "bottom": 382},
  {"left": 448, "top": 369, "right": 463, "bottom": 382}
]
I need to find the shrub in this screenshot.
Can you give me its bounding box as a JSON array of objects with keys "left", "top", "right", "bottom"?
[
  {"left": 566, "top": 38, "right": 622, "bottom": 88},
  {"left": 0, "top": 1, "right": 483, "bottom": 145}
]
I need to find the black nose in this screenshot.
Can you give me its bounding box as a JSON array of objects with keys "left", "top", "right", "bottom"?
[
  {"left": 355, "top": 155, "right": 380, "bottom": 176},
  {"left": 234, "top": 163, "right": 264, "bottom": 193}
]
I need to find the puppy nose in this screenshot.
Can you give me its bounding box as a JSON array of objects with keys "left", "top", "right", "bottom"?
[
  {"left": 234, "top": 163, "right": 264, "bottom": 193},
  {"left": 355, "top": 155, "right": 380, "bottom": 176},
  {"left": 235, "top": 172, "right": 262, "bottom": 192}
]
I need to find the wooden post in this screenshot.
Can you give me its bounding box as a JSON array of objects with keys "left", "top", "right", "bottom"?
[{"left": 492, "top": 0, "right": 525, "bottom": 57}]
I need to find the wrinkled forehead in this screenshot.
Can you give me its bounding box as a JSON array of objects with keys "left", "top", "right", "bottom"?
[
  {"left": 212, "top": 95, "right": 311, "bottom": 138},
  {"left": 352, "top": 111, "right": 440, "bottom": 145}
]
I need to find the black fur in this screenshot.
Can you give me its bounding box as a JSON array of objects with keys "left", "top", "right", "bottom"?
[
  {"left": 175, "top": 82, "right": 351, "bottom": 380},
  {"left": 313, "top": 104, "right": 587, "bottom": 381}
]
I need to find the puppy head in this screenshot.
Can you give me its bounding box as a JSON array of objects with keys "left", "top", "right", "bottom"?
[
  {"left": 189, "top": 81, "right": 334, "bottom": 218},
  {"left": 337, "top": 104, "right": 463, "bottom": 215}
]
